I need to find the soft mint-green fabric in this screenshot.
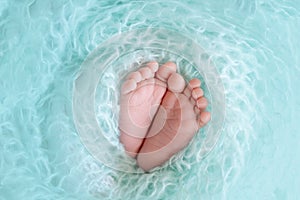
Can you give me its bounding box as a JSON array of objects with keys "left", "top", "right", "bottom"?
[{"left": 0, "top": 0, "right": 299, "bottom": 199}]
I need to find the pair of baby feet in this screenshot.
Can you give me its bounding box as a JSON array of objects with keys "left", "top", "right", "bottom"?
[{"left": 119, "top": 61, "right": 210, "bottom": 171}]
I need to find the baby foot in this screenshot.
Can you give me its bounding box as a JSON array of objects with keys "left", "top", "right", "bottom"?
[
  {"left": 119, "top": 62, "right": 176, "bottom": 158},
  {"left": 137, "top": 70, "right": 211, "bottom": 171}
]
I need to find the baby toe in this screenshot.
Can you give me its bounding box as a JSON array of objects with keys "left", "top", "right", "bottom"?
[
  {"left": 198, "top": 111, "right": 211, "bottom": 128},
  {"left": 183, "top": 78, "right": 201, "bottom": 98},
  {"left": 121, "top": 79, "right": 137, "bottom": 94},
  {"left": 192, "top": 88, "right": 204, "bottom": 100},
  {"left": 196, "top": 97, "right": 208, "bottom": 110},
  {"left": 127, "top": 71, "right": 142, "bottom": 82},
  {"left": 189, "top": 78, "right": 201, "bottom": 88}
]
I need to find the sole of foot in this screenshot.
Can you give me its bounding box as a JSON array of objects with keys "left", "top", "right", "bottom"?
[
  {"left": 119, "top": 61, "right": 178, "bottom": 158},
  {"left": 137, "top": 64, "right": 211, "bottom": 171}
]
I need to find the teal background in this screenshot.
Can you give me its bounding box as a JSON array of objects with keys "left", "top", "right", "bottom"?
[{"left": 1, "top": 0, "right": 299, "bottom": 199}]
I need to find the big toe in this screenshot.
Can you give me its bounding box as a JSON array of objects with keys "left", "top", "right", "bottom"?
[
  {"left": 167, "top": 73, "right": 186, "bottom": 93},
  {"left": 155, "top": 61, "right": 177, "bottom": 82}
]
